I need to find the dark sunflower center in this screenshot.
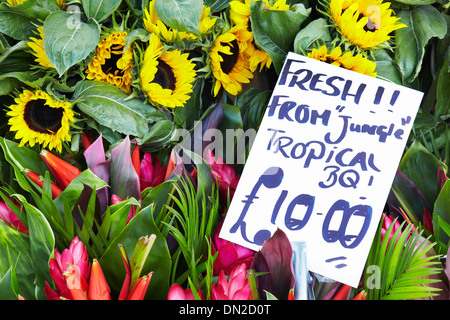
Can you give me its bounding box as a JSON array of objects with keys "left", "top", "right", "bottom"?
[
  {"left": 357, "top": 13, "right": 378, "bottom": 32},
  {"left": 219, "top": 39, "right": 239, "bottom": 74},
  {"left": 24, "top": 99, "right": 63, "bottom": 134},
  {"left": 101, "top": 45, "right": 125, "bottom": 76},
  {"left": 153, "top": 59, "right": 176, "bottom": 90}
]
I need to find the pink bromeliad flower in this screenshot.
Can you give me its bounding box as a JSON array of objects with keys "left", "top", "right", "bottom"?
[
  {"left": 380, "top": 213, "right": 402, "bottom": 245},
  {"left": 45, "top": 237, "right": 90, "bottom": 300},
  {"left": 211, "top": 222, "right": 255, "bottom": 276},
  {"left": 205, "top": 149, "right": 240, "bottom": 203},
  {"left": 140, "top": 152, "right": 166, "bottom": 191},
  {"left": 0, "top": 199, "right": 28, "bottom": 235},
  {"left": 167, "top": 283, "right": 205, "bottom": 300},
  {"left": 211, "top": 263, "right": 251, "bottom": 300}
]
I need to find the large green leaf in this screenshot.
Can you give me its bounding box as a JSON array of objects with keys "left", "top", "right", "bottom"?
[
  {"left": 435, "top": 57, "right": 450, "bottom": 122},
  {"left": 0, "top": 0, "right": 61, "bottom": 40},
  {"left": 395, "top": 5, "right": 447, "bottom": 84},
  {"left": 398, "top": 140, "right": 441, "bottom": 206},
  {"left": 204, "top": 0, "right": 231, "bottom": 12},
  {"left": 43, "top": 11, "right": 100, "bottom": 76},
  {"left": 0, "top": 137, "right": 48, "bottom": 176},
  {"left": 0, "top": 222, "right": 35, "bottom": 300},
  {"left": 73, "top": 81, "right": 164, "bottom": 138},
  {"left": 250, "top": 1, "right": 311, "bottom": 73},
  {"left": 55, "top": 169, "right": 108, "bottom": 212},
  {"left": 154, "top": 0, "right": 203, "bottom": 35},
  {"left": 293, "top": 18, "right": 331, "bottom": 55},
  {"left": 372, "top": 50, "right": 403, "bottom": 85},
  {"left": 433, "top": 180, "right": 450, "bottom": 245},
  {"left": 22, "top": 202, "right": 54, "bottom": 289},
  {"left": 82, "top": 0, "right": 122, "bottom": 22},
  {"left": 0, "top": 267, "right": 18, "bottom": 300},
  {"left": 99, "top": 204, "right": 171, "bottom": 299}
]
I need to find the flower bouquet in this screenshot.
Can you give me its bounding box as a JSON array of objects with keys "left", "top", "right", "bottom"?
[{"left": 0, "top": 0, "right": 449, "bottom": 302}]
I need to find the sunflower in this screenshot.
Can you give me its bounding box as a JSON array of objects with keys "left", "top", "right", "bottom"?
[
  {"left": 144, "top": 1, "right": 216, "bottom": 42},
  {"left": 328, "top": 0, "right": 406, "bottom": 49},
  {"left": 307, "top": 45, "right": 377, "bottom": 77},
  {"left": 7, "top": 90, "right": 74, "bottom": 153},
  {"left": 27, "top": 26, "right": 55, "bottom": 69},
  {"left": 7, "top": 0, "right": 65, "bottom": 7},
  {"left": 86, "top": 32, "right": 134, "bottom": 94},
  {"left": 229, "top": 0, "right": 290, "bottom": 72},
  {"left": 140, "top": 33, "right": 197, "bottom": 108},
  {"left": 209, "top": 26, "right": 253, "bottom": 96},
  {"left": 143, "top": 0, "right": 194, "bottom": 42}
]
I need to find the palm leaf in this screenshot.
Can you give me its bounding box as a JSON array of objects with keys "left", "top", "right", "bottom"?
[
  {"left": 162, "top": 175, "right": 219, "bottom": 288},
  {"left": 364, "top": 217, "right": 443, "bottom": 300}
]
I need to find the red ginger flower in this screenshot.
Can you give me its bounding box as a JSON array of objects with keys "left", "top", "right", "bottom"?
[
  {"left": 24, "top": 169, "right": 62, "bottom": 199},
  {"left": 167, "top": 283, "right": 205, "bottom": 300},
  {"left": 40, "top": 149, "right": 81, "bottom": 190},
  {"left": 45, "top": 236, "right": 90, "bottom": 300},
  {"left": 205, "top": 150, "right": 240, "bottom": 203},
  {"left": 212, "top": 222, "right": 255, "bottom": 276},
  {"left": 140, "top": 152, "right": 166, "bottom": 191},
  {"left": 211, "top": 263, "right": 251, "bottom": 300},
  {"left": 88, "top": 259, "right": 111, "bottom": 300},
  {"left": 0, "top": 199, "right": 28, "bottom": 235}
]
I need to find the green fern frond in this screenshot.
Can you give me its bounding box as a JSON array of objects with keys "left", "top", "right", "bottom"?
[{"left": 364, "top": 217, "right": 444, "bottom": 300}]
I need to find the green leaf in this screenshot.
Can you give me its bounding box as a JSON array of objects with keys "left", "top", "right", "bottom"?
[
  {"left": 0, "top": 138, "right": 48, "bottom": 176},
  {"left": 136, "top": 119, "right": 176, "bottom": 151},
  {"left": 154, "top": 0, "right": 203, "bottom": 35},
  {"left": 433, "top": 180, "right": 450, "bottom": 244},
  {"left": 237, "top": 87, "right": 272, "bottom": 133},
  {"left": 372, "top": 50, "right": 403, "bottom": 85},
  {"left": 82, "top": 0, "right": 122, "bottom": 22},
  {"left": 0, "top": 267, "right": 18, "bottom": 300},
  {"left": 398, "top": 140, "right": 441, "bottom": 206},
  {"left": 250, "top": 1, "right": 311, "bottom": 73},
  {"left": 43, "top": 11, "right": 100, "bottom": 76},
  {"left": 99, "top": 204, "right": 171, "bottom": 299},
  {"left": 364, "top": 220, "right": 442, "bottom": 300},
  {"left": 435, "top": 57, "right": 450, "bottom": 122},
  {"left": 124, "top": 28, "right": 151, "bottom": 52},
  {"left": 204, "top": 0, "right": 231, "bottom": 12},
  {"left": 0, "top": 0, "right": 61, "bottom": 40},
  {"left": 395, "top": 5, "right": 447, "bottom": 83},
  {"left": 392, "top": 0, "right": 438, "bottom": 4},
  {"left": 293, "top": 18, "right": 331, "bottom": 55},
  {"left": 0, "top": 222, "right": 35, "bottom": 300},
  {"left": 73, "top": 81, "right": 163, "bottom": 138},
  {"left": 22, "top": 202, "right": 54, "bottom": 289},
  {"left": 54, "top": 169, "right": 108, "bottom": 217}
]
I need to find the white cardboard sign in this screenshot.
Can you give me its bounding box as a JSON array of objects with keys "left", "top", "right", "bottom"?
[{"left": 219, "top": 51, "right": 424, "bottom": 287}]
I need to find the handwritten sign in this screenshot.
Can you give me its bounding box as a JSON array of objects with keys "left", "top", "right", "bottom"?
[{"left": 219, "top": 51, "right": 424, "bottom": 287}]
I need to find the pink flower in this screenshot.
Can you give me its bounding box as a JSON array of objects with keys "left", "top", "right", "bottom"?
[
  {"left": 167, "top": 283, "right": 204, "bottom": 300},
  {"left": 212, "top": 222, "right": 255, "bottom": 276},
  {"left": 45, "top": 237, "right": 90, "bottom": 300},
  {"left": 0, "top": 199, "right": 28, "bottom": 235},
  {"left": 140, "top": 152, "right": 166, "bottom": 191},
  {"left": 211, "top": 263, "right": 251, "bottom": 300},
  {"left": 381, "top": 213, "right": 402, "bottom": 245},
  {"left": 111, "top": 194, "right": 136, "bottom": 224},
  {"left": 205, "top": 150, "right": 240, "bottom": 203}
]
